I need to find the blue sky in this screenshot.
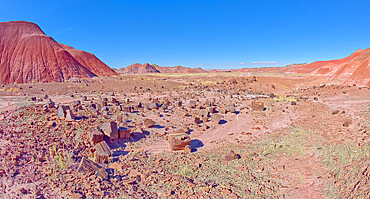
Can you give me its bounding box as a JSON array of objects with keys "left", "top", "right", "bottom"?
[{"left": 1, "top": 0, "right": 369, "bottom": 69}]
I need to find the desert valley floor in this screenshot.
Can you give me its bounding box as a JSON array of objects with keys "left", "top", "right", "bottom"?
[{"left": 0, "top": 72, "right": 369, "bottom": 199}]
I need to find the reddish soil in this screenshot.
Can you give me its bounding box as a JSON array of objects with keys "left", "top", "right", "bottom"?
[{"left": 0, "top": 73, "right": 368, "bottom": 198}]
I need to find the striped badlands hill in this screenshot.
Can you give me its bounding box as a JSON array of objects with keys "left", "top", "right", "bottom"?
[{"left": 0, "top": 21, "right": 117, "bottom": 84}]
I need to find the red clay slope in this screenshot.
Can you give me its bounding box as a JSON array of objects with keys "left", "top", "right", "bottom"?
[
  {"left": 0, "top": 21, "right": 117, "bottom": 84},
  {"left": 289, "top": 48, "right": 370, "bottom": 87},
  {"left": 290, "top": 49, "right": 365, "bottom": 74}
]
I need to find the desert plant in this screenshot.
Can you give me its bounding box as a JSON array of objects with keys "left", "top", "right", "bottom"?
[
  {"left": 273, "top": 93, "right": 297, "bottom": 102},
  {"left": 321, "top": 142, "right": 370, "bottom": 198},
  {"left": 46, "top": 145, "right": 72, "bottom": 177}
]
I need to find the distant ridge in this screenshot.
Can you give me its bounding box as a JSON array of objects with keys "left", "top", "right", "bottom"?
[{"left": 117, "top": 63, "right": 205, "bottom": 74}]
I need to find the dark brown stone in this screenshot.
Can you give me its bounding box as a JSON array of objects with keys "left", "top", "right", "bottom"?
[
  {"left": 77, "top": 157, "right": 101, "bottom": 173},
  {"left": 194, "top": 117, "right": 201, "bottom": 124},
  {"left": 119, "top": 127, "right": 131, "bottom": 139},
  {"left": 89, "top": 127, "right": 104, "bottom": 145}
]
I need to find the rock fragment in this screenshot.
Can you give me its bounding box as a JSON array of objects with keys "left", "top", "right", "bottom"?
[
  {"left": 211, "top": 114, "right": 223, "bottom": 124},
  {"left": 343, "top": 120, "right": 352, "bottom": 127},
  {"left": 89, "top": 127, "right": 104, "bottom": 144},
  {"left": 144, "top": 119, "right": 155, "bottom": 128},
  {"left": 251, "top": 101, "right": 265, "bottom": 111},
  {"left": 101, "top": 121, "right": 119, "bottom": 140},
  {"left": 65, "top": 109, "right": 75, "bottom": 121},
  {"left": 148, "top": 103, "right": 160, "bottom": 110},
  {"left": 118, "top": 127, "right": 131, "bottom": 139},
  {"left": 77, "top": 157, "right": 101, "bottom": 173},
  {"left": 224, "top": 150, "right": 240, "bottom": 161},
  {"left": 168, "top": 133, "right": 191, "bottom": 151},
  {"left": 94, "top": 141, "right": 112, "bottom": 163}
]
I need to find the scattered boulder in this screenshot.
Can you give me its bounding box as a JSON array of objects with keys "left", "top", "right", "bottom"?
[
  {"left": 47, "top": 99, "right": 55, "bottom": 108},
  {"left": 202, "top": 116, "right": 209, "bottom": 123},
  {"left": 119, "top": 127, "right": 131, "bottom": 139},
  {"left": 332, "top": 110, "right": 339, "bottom": 115},
  {"left": 251, "top": 101, "right": 265, "bottom": 111},
  {"left": 123, "top": 106, "right": 132, "bottom": 113},
  {"left": 77, "top": 157, "right": 102, "bottom": 173},
  {"left": 89, "top": 127, "right": 104, "bottom": 145},
  {"left": 194, "top": 117, "right": 201, "bottom": 124},
  {"left": 168, "top": 133, "right": 191, "bottom": 151},
  {"left": 58, "top": 105, "right": 75, "bottom": 120},
  {"left": 211, "top": 114, "right": 223, "bottom": 124},
  {"left": 220, "top": 108, "right": 227, "bottom": 114},
  {"left": 144, "top": 119, "right": 155, "bottom": 128},
  {"left": 207, "top": 107, "right": 216, "bottom": 113},
  {"left": 58, "top": 105, "right": 69, "bottom": 118},
  {"left": 65, "top": 109, "right": 75, "bottom": 121},
  {"left": 225, "top": 106, "right": 236, "bottom": 113},
  {"left": 343, "top": 120, "right": 352, "bottom": 127},
  {"left": 148, "top": 103, "right": 160, "bottom": 110},
  {"left": 252, "top": 76, "right": 257, "bottom": 82},
  {"left": 94, "top": 141, "right": 112, "bottom": 163},
  {"left": 175, "top": 101, "right": 182, "bottom": 107},
  {"left": 224, "top": 150, "right": 240, "bottom": 161},
  {"left": 101, "top": 121, "right": 119, "bottom": 140}
]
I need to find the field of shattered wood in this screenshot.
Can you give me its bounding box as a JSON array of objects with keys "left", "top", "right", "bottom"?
[{"left": 0, "top": 73, "right": 369, "bottom": 199}]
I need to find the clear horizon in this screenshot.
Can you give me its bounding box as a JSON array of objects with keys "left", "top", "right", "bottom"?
[{"left": 1, "top": 0, "right": 369, "bottom": 69}]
